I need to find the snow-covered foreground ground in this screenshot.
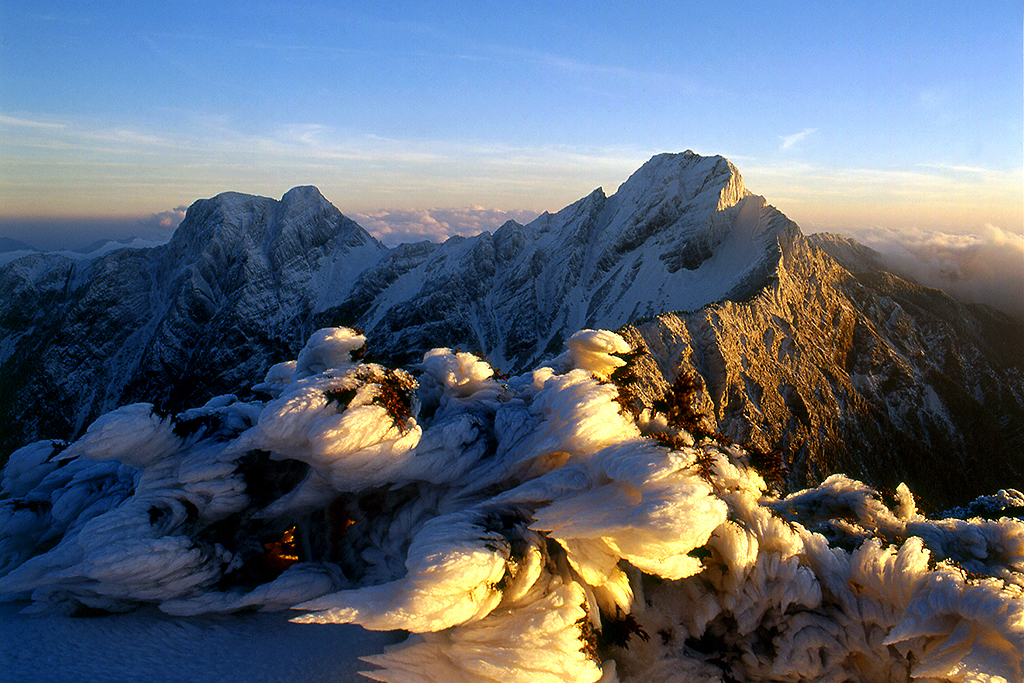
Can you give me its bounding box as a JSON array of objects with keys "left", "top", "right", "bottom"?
[
  {"left": 1, "top": 326, "right": 1022, "bottom": 682},
  {"left": 1, "top": 600, "right": 401, "bottom": 683}
]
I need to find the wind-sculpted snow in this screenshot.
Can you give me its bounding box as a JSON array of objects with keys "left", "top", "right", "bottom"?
[{"left": 2, "top": 328, "right": 1022, "bottom": 682}]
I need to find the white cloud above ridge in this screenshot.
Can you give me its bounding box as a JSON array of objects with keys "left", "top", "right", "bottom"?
[
  {"left": 140, "top": 206, "right": 188, "bottom": 239},
  {"left": 351, "top": 207, "right": 541, "bottom": 246}
]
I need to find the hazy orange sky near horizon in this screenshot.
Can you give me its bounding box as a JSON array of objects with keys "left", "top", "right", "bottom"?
[{"left": 1, "top": 149, "right": 1020, "bottom": 251}]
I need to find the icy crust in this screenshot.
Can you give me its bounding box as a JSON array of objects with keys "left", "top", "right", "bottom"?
[{"left": 1, "top": 328, "right": 1023, "bottom": 683}]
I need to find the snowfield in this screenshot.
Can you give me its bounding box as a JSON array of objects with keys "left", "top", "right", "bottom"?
[
  {"left": 1, "top": 327, "right": 1022, "bottom": 682},
  {"left": 0, "top": 600, "right": 401, "bottom": 683}
]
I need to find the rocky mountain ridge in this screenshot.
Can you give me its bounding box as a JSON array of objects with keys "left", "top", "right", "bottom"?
[
  {"left": 1, "top": 151, "right": 1021, "bottom": 506},
  {"left": 617, "top": 233, "right": 1024, "bottom": 506},
  {"left": 0, "top": 186, "right": 384, "bottom": 455},
  {"left": 317, "top": 153, "right": 795, "bottom": 369}
]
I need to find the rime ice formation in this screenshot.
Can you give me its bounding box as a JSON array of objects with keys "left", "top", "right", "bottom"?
[{"left": 1, "top": 328, "right": 1022, "bottom": 683}]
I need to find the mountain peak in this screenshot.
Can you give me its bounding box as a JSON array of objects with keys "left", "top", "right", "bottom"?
[
  {"left": 613, "top": 151, "right": 748, "bottom": 214},
  {"left": 279, "top": 186, "right": 340, "bottom": 220},
  {"left": 169, "top": 190, "right": 273, "bottom": 250},
  {"left": 281, "top": 185, "right": 328, "bottom": 203},
  {"left": 166, "top": 186, "right": 375, "bottom": 261}
]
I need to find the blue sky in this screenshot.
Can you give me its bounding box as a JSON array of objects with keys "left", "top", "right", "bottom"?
[{"left": 0, "top": 1, "right": 1021, "bottom": 250}]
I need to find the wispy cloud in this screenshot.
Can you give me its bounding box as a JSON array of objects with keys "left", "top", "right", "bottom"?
[
  {"left": 0, "top": 115, "right": 66, "bottom": 130},
  {"left": 230, "top": 38, "right": 376, "bottom": 59},
  {"left": 916, "top": 162, "right": 990, "bottom": 174},
  {"left": 87, "top": 128, "right": 177, "bottom": 147},
  {"left": 32, "top": 12, "right": 92, "bottom": 25},
  {"left": 468, "top": 42, "right": 695, "bottom": 90},
  {"left": 778, "top": 128, "right": 818, "bottom": 150},
  {"left": 0, "top": 108, "right": 662, "bottom": 216},
  {"left": 0, "top": 108, "right": 651, "bottom": 175},
  {"left": 749, "top": 162, "right": 1021, "bottom": 200},
  {"left": 530, "top": 51, "right": 664, "bottom": 81}
]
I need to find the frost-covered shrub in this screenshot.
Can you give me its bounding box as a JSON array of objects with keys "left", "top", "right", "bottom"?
[{"left": 1, "top": 328, "right": 1021, "bottom": 683}]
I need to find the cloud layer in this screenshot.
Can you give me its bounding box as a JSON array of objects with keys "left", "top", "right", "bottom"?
[
  {"left": 836, "top": 224, "right": 1024, "bottom": 318},
  {"left": 138, "top": 207, "right": 188, "bottom": 240},
  {"left": 350, "top": 207, "right": 541, "bottom": 246},
  {"left": 0, "top": 206, "right": 188, "bottom": 252}
]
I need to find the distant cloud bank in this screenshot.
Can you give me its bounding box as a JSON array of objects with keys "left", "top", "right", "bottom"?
[
  {"left": 138, "top": 207, "right": 188, "bottom": 240},
  {"left": 350, "top": 207, "right": 541, "bottom": 246},
  {"left": 837, "top": 224, "right": 1024, "bottom": 318},
  {"left": 0, "top": 209, "right": 185, "bottom": 252}
]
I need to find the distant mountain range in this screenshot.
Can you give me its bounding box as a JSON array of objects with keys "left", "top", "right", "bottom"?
[
  {"left": 1, "top": 152, "right": 1020, "bottom": 506},
  {"left": 0, "top": 235, "right": 167, "bottom": 266},
  {"left": 0, "top": 237, "right": 37, "bottom": 253}
]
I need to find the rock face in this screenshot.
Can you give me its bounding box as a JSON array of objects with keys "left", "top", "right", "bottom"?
[
  {"left": 617, "top": 234, "right": 1024, "bottom": 507},
  {"left": 1, "top": 152, "right": 1021, "bottom": 506},
  {"left": 0, "top": 187, "right": 385, "bottom": 456}
]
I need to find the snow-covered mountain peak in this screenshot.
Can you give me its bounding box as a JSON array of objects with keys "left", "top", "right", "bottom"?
[
  {"left": 576, "top": 152, "right": 757, "bottom": 268},
  {"left": 165, "top": 191, "right": 274, "bottom": 258},
  {"left": 276, "top": 186, "right": 369, "bottom": 245},
  {"left": 280, "top": 184, "right": 330, "bottom": 205},
  {"left": 611, "top": 151, "right": 749, "bottom": 215},
  {"left": 277, "top": 186, "right": 340, "bottom": 227},
  {"left": 518, "top": 152, "right": 750, "bottom": 257},
  {"left": 164, "top": 187, "right": 381, "bottom": 268}
]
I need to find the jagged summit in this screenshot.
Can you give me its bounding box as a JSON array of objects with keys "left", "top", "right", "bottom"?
[
  {"left": 523, "top": 152, "right": 753, "bottom": 249},
  {"left": 314, "top": 151, "right": 797, "bottom": 370},
  {"left": 612, "top": 151, "right": 749, "bottom": 212},
  {"left": 281, "top": 184, "right": 330, "bottom": 203},
  {"left": 167, "top": 186, "right": 380, "bottom": 256}
]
